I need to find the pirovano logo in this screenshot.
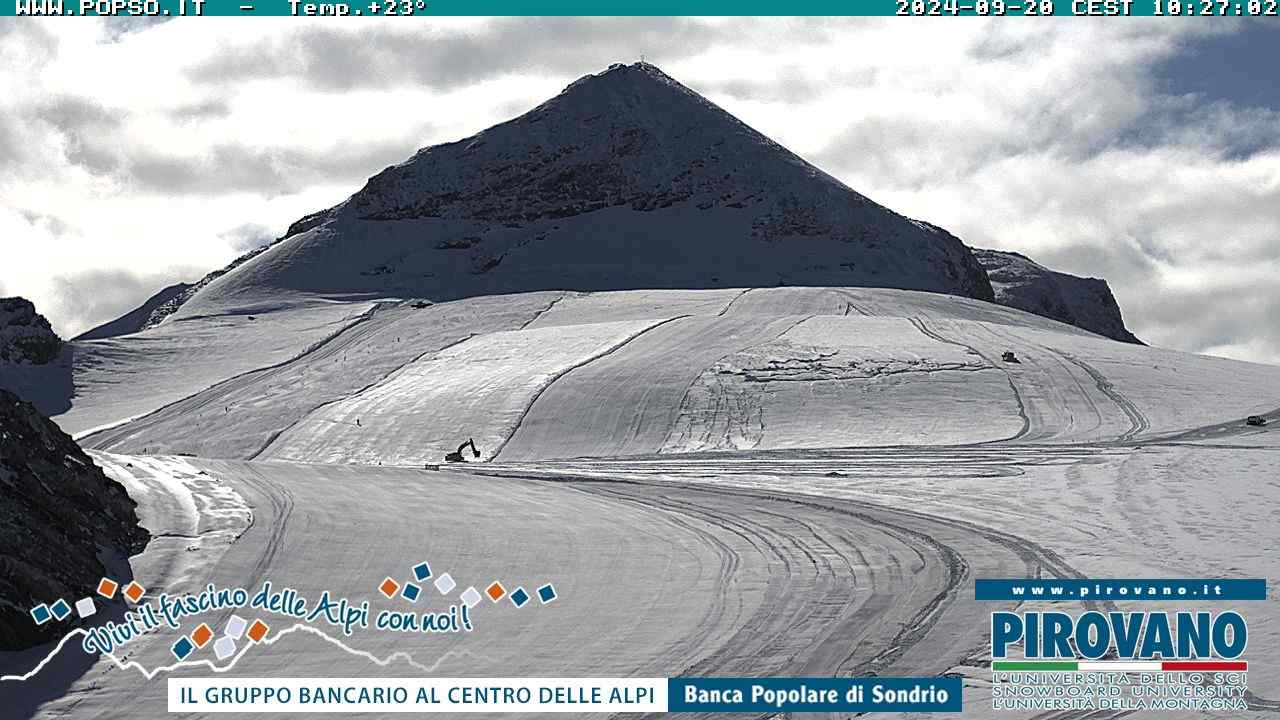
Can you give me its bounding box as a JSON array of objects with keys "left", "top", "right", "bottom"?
[{"left": 978, "top": 579, "right": 1263, "bottom": 713}]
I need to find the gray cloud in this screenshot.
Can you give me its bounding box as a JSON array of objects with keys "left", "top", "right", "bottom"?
[
  {"left": 20, "top": 90, "right": 426, "bottom": 195},
  {"left": 121, "top": 134, "right": 427, "bottom": 196},
  {"left": 35, "top": 95, "right": 129, "bottom": 174},
  {"left": 36, "top": 95, "right": 125, "bottom": 132},
  {"left": 186, "top": 19, "right": 734, "bottom": 92},
  {"left": 0, "top": 21, "right": 57, "bottom": 60},
  {"left": 99, "top": 17, "right": 173, "bottom": 44},
  {"left": 16, "top": 208, "right": 75, "bottom": 237},
  {"left": 0, "top": 113, "right": 21, "bottom": 170},
  {"left": 219, "top": 222, "right": 277, "bottom": 253},
  {"left": 10, "top": 79, "right": 419, "bottom": 195},
  {"left": 1133, "top": 275, "right": 1280, "bottom": 359},
  {"left": 168, "top": 97, "right": 233, "bottom": 123},
  {"left": 46, "top": 267, "right": 204, "bottom": 339},
  {"left": 709, "top": 66, "right": 879, "bottom": 105}
]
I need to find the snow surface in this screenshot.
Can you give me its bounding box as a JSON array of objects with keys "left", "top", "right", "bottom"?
[
  {"left": 76, "top": 287, "right": 1280, "bottom": 464},
  {"left": 3, "top": 282, "right": 1277, "bottom": 720},
  {"left": 60, "top": 299, "right": 379, "bottom": 438}
]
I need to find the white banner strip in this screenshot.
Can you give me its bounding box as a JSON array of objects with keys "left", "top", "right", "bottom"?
[
  {"left": 1076, "top": 662, "right": 1162, "bottom": 671},
  {"left": 168, "top": 678, "right": 667, "bottom": 713}
]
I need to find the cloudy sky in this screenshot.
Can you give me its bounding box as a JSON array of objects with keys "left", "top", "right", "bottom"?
[{"left": 1, "top": 18, "right": 1277, "bottom": 364}]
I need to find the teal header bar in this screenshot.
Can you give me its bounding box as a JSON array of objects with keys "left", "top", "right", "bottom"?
[{"left": 7, "top": 0, "right": 1280, "bottom": 15}]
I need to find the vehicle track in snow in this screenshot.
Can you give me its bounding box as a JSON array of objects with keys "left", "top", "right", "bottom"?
[
  {"left": 908, "top": 317, "right": 1032, "bottom": 442},
  {"left": 81, "top": 294, "right": 563, "bottom": 460},
  {"left": 1048, "top": 349, "right": 1150, "bottom": 443},
  {"left": 7, "top": 457, "right": 1022, "bottom": 720}
]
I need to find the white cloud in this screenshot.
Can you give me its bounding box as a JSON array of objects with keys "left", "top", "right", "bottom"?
[{"left": 0, "top": 18, "right": 1276, "bottom": 366}]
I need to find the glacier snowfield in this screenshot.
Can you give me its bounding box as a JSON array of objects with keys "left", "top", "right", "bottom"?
[{"left": 4, "top": 286, "right": 1279, "bottom": 718}]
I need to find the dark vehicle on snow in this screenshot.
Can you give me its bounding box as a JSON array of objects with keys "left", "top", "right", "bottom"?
[{"left": 445, "top": 438, "right": 481, "bottom": 462}]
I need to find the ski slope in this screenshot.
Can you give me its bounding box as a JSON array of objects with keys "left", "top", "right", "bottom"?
[
  {"left": 6, "top": 437, "right": 1278, "bottom": 718},
  {"left": 73, "top": 287, "right": 1280, "bottom": 464},
  {"left": 5, "top": 284, "right": 1277, "bottom": 719},
  {"left": 60, "top": 300, "right": 380, "bottom": 439},
  {"left": 1, "top": 452, "right": 1038, "bottom": 718}
]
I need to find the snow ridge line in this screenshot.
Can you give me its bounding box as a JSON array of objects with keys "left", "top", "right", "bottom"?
[
  {"left": 490, "top": 314, "right": 692, "bottom": 461},
  {"left": 715, "top": 288, "right": 754, "bottom": 317},
  {"left": 517, "top": 292, "right": 570, "bottom": 330},
  {"left": 77, "top": 303, "right": 386, "bottom": 447}
]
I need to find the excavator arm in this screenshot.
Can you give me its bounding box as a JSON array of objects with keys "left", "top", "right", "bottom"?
[{"left": 444, "top": 438, "right": 482, "bottom": 462}]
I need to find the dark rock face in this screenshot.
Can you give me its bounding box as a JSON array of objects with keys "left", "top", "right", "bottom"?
[
  {"left": 0, "top": 297, "right": 72, "bottom": 416},
  {"left": 0, "top": 298, "right": 62, "bottom": 364},
  {"left": 974, "top": 249, "right": 1142, "bottom": 344},
  {"left": 0, "top": 388, "right": 149, "bottom": 650}
]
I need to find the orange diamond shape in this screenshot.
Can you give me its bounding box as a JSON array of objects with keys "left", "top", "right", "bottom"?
[
  {"left": 247, "top": 619, "right": 269, "bottom": 643},
  {"left": 191, "top": 623, "right": 214, "bottom": 648},
  {"left": 485, "top": 582, "right": 506, "bottom": 602},
  {"left": 123, "top": 581, "right": 145, "bottom": 602},
  {"left": 97, "top": 578, "right": 119, "bottom": 599},
  {"left": 378, "top": 577, "right": 399, "bottom": 599}
]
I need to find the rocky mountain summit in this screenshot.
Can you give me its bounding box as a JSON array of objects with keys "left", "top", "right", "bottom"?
[
  {"left": 974, "top": 249, "right": 1141, "bottom": 344},
  {"left": 0, "top": 388, "right": 149, "bottom": 650}
]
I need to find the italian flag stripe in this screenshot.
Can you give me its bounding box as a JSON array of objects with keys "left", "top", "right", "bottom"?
[{"left": 992, "top": 660, "right": 1247, "bottom": 671}]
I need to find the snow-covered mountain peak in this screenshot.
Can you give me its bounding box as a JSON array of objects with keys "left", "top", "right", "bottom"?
[
  {"left": 147, "top": 62, "right": 1008, "bottom": 319},
  {"left": 349, "top": 61, "right": 864, "bottom": 226}
]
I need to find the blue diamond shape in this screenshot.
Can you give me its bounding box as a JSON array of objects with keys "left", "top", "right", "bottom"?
[
  {"left": 510, "top": 587, "right": 530, "bottom": 608},
  {"left": 31, "top": 604, "right": 51, "bottom": 625},
  {"left": 171, "top": 637, "right": 195, "bottom": 660},
  {"left": 413, "top": 562, "right": 431, "bottom": 581},
  {"left": 402, "top": 582, "right": 421, "bottom": 602},
  {"left": 537, "top": 584, "right": 557, "bottom": 604},
  {"left": 50, "top": 599, "right": 71, "bottom": 620}
]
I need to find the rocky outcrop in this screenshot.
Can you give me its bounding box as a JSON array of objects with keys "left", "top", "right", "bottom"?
[
  {"left": 0, "top": 297, "right": 72, "bottom": 416},
  {"left": 0, "top": 297, "right": 62, "bottom": 364},
  {"left": 973, "top": 249, "right": 1141, "bottom": 344},
  {"left": 0, "top": 388, "right": 150, "bottom": 650}
]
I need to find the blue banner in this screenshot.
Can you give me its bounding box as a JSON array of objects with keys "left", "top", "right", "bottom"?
[
  {"left": 667, "top": 677, "right": 962, "bottom": 713},
  {"left": 975, "top": 578, "right": 1267, "bottom": 601}
]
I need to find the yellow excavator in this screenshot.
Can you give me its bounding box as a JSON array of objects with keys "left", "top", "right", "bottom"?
[{"left": 444, "top": 438, "right": 481, "bottom": 463}]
